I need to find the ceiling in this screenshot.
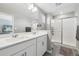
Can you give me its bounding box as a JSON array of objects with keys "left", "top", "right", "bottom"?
[
  {"left": 0, "top": 3, "right": 39, "bottom": 19},
  {"left": 35, "top": 3, "right": 79, "bottom": 15},
  {"left": 0, "top": 3, "right": 79, "bottom": 19}
]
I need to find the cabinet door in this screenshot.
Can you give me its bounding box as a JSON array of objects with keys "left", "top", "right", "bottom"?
[
  {"left": 37, "top": 35, "right": 47, "bottom": 56},
  {"left": 37, "top": 40, "right": 42, "bottom": 56},
  {"left": 14, "top": 49, "right": 27, "bottom": 56},
  {"left": 26, "top": 45, "right": 36, "bottom": 56},
  {"left": 14, "top": 44, "right": 36, "bottom": 56},
  {"left": 63, "top": 17, "right": 77, "bottom": 47},
  {"left": 42, "top": 35, "right": 47, "bottom": 55}
]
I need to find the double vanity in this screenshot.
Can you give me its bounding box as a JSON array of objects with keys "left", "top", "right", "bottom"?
[{"left": 0, "top": 31, "right": 47, "bottom": 56}]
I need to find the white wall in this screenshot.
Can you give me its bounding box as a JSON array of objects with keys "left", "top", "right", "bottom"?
[
  {"left": 14, "top": 17, "right": 32, "bottom": 33},
  {"left": 0, "top": 3, "right": 46, "bottom": 33},
  {"left": 14, "top": 12, "right": 45, "bottom": 33},
  {"left": 76, "top": 12, "right": 79, "bottom": 25}
]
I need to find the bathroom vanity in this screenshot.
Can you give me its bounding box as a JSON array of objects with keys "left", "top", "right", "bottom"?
[
  {"left": 0, "top": 31, "right": 47, "bottom": 56},
  {"left": 0, "top": 12, "right": 47, "bottom": 56}
]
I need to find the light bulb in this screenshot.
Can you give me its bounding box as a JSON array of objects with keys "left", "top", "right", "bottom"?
[
  {"left": 32, "top": 7, "right": 38, "bottom": 12},
  {"left": 28, "top": 4, "right": 34, "bottom": 10}
]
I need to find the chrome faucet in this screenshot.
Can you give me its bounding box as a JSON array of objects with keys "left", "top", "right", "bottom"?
[{"left": 12, "top": 34, "right": 18, "bottom": 38}]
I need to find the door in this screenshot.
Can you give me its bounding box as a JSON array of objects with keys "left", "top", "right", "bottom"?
[
  {"left": 42, "top": 35, "right": 47, "bottom": 55},
  {"left": 63, "top": 17, "right": 77, "bottom": 47},
  {"left": 51, "top": 19, "right": 61, "bottom": 43},
  {"left": 37, "top": 35, "right": 47, "bottom": 56},
  {"left": 14, "top": 48, "right": 27, "bottom": 56},
  {"left": 37, "top": 40, "right": 43, "bottom": 56},
  {"left": 26, "top": 45, "right": 36, "bottom": 56}
]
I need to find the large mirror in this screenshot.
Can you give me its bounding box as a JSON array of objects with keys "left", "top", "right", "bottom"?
[{"left": 0, "top": 12, "right": 14, "bottom": 34}]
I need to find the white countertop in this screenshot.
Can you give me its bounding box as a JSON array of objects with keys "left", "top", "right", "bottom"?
[{"left": 0, "top": 30, "right": 48, "bottom": 50}]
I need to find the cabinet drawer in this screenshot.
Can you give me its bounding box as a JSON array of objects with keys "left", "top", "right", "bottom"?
[{"left": 0, "top": 39, "right": 36, "bottom": 56}]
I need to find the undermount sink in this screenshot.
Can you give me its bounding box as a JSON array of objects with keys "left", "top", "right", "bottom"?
[
  {"left": 0, "top": 34, "right": 32, "bottom": 44},
  {"left": 6, "top": 36, "right": 29, "bottom": 42},
  {"left": 0, "top": 37, "right": 23, "bottom": 43}
]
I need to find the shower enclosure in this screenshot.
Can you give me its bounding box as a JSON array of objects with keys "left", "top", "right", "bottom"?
[{"left": 50, "top": 12, "right": 77, "bottom": 47}]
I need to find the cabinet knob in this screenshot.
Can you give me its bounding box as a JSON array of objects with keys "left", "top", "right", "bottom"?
[
  {"left": 22, "top": 54, "right": 25, "bottom": 56},
  {"left": 42, "top": 42, "right": 44, "bottom": 46},
  {"left": 25, "top": 52, "right": 27, "bottom": 56}
]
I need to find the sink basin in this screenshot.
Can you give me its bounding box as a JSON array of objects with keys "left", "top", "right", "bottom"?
[
  {"left": 5, "top": 36, "right": 29, "bottom": 42},
  {"left": 0, "top": 34, "right": 30, "bottom": 45}
]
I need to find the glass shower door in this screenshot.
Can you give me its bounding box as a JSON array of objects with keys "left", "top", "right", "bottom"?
[
  {"left": 51, "top": 17, "right": 77, "bottom": 47},
  {"left": 51, "top": 19, "right": 62, "bottom": 43},
  {"left": 63, "top": 17, "right": 77, "bottom": 47}
]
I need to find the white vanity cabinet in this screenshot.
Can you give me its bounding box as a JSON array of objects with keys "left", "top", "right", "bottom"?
[
  {"left": 0, "top": 39, "right": 36, "bottom": 56},
  {"left": 37, "top": 35, "right": 47, "bottom": 56},
  {"left": 0, "top": 33, "right": 47, "bottom": 56}
]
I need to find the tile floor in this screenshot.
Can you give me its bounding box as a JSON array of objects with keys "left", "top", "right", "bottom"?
[{"left": 44, "top": 45, "right": 79, "bottom": 56}]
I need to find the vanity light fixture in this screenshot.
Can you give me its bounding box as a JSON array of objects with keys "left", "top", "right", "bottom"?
[
  {"left": 28, "top": 3, "right": 38, "bottom": 12},
  {"left": 28, "top": 4, "right": 34, "bottom": 10},
  {"left": 32, "top": 7, "right": 38, "bottom": 12}
]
